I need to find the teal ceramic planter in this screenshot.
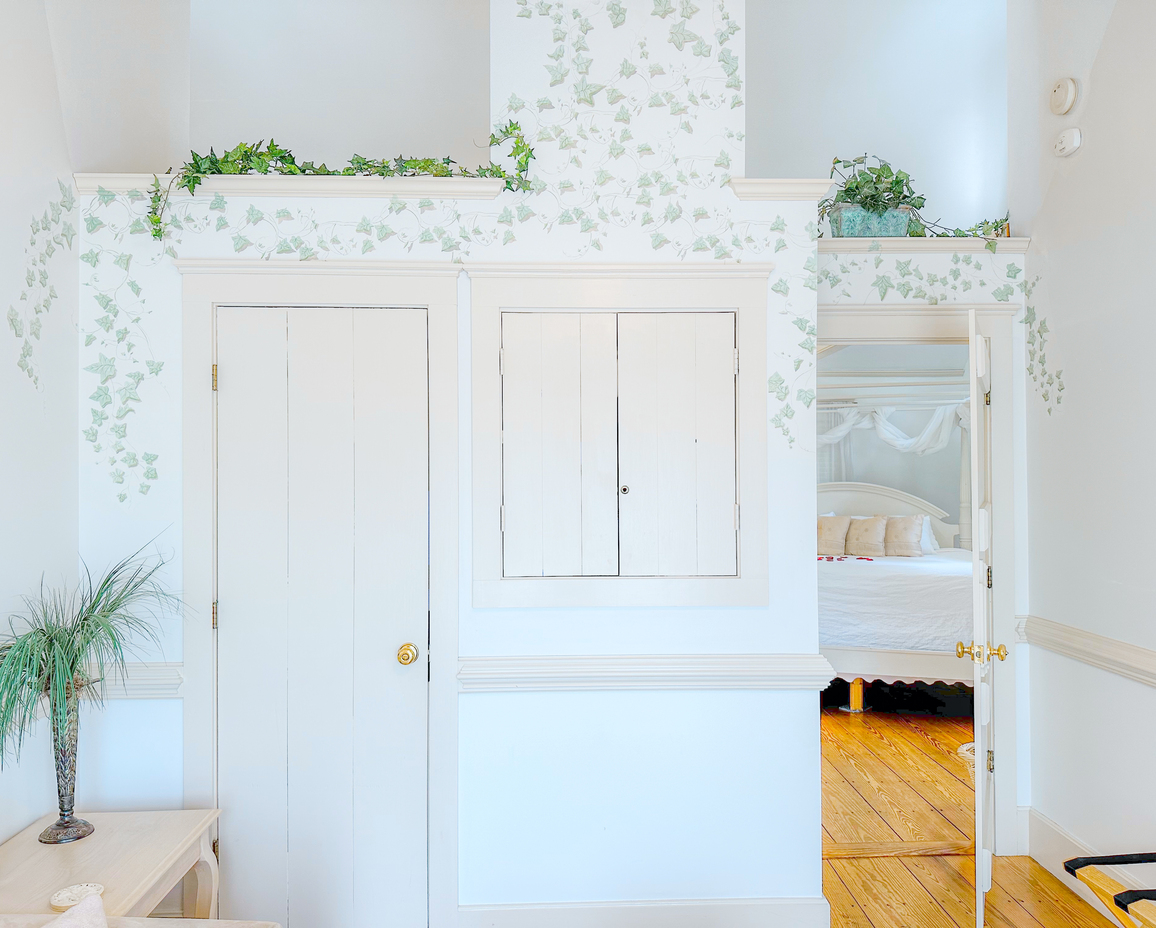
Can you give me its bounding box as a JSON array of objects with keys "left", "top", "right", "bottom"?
[{"left": 829, "top": 203, "right": 912, "bottom": 237}]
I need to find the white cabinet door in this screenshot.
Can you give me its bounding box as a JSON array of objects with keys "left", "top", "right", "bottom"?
[
  {"left": 618, "top": 312, "right": 737, "bottom": 576},
  {"left": 217, "top": 306, "right": 428, "bottom": 928},
  {"left": 501, "top": 312, "right": 618, "bottom": 577}
]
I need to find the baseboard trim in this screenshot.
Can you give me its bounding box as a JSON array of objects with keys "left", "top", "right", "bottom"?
[
  {"left": 1028, "top": 807, "right": 1145, "bottom": 923},
  {"left": 458, "top": 654, "right": 836, "bottom": 693},
  {"left": 457, "top": 896, "right": 830, "bottom": 928},
  {"left": 1016, "top": 615, "right": 1156, "bottom": 689}
]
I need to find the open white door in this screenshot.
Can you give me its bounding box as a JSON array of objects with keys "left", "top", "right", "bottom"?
[{"left": 967, "top": 309, "right": 995, "bottom": 928}]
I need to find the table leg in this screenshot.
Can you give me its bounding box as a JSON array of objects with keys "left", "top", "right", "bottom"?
[{"left": 185, "top": 829, "right": 219, "bottom": 918}]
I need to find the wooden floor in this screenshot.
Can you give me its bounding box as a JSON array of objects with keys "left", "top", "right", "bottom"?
[{"left": 822, "top": 707, "right": 1115, "bottom": 928}]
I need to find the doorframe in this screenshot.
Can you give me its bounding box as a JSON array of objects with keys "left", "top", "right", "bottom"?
[
  {"left": 178, "top": 261, "right": 461, "bottom": 924},
  {"left": 817, "top": 301, "right": 1023, "bottom": 856}
]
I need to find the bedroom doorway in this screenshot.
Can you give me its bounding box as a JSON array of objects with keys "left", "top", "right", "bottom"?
[
  {"left": 816, "top": 339, "right": 993, "bottom": 925},
  {"left": 215, "top": 305, "right": 430, "bottom": 928}
]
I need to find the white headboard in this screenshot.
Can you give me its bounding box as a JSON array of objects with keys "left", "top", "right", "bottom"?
[{"left": 818, "top": 482, "right": 959, "bottom": 548}]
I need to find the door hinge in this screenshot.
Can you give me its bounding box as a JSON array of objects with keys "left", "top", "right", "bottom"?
[
  {"left": 500, "top": 505, "right": 505, "bottom": 532},
  {"left": 987, "top": 750, "right": 995, "bottom": 773},
  {"left": 212, "top": 838, "right": 219, "bottom": 861},
  {"left": 499, "top": 348, "right": 504, "bottom": 376},
  {"left": 212, "top": 364, "right": 217, "bottom": 391},
  {"left": 985, "top": 390, "right": 990, "bottom": 406},
  {"left": 734, "top": 503, "right": 740, "bottom": 530},
  {"left": 986, "top": 566, "right": 993, "bottom": 589},
  {"left": 734, "top": 348, "right": 739, "bottom": 376},
  {"left": 212, "top": 600, "right": 218, "bottom": 630}
]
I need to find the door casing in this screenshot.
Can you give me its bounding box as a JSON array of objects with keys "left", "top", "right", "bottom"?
[{"left": 179, "top": 264, "right": 461, "bottom": 925}]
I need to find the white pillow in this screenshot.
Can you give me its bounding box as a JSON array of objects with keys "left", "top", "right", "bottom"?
[{"left": 920, "top": 516, "right": 940, "bottom": 554}]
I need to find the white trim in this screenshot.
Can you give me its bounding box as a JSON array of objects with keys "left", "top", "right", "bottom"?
[
  {"left": 1018, "top": 614, "right": 1156, "bottom": 689},
  {"left": 463, "top": 262, "right": 777, "bottom": 278},
  {"left": 174, "top": 259, "right": 463, "bottom": 277},
  {"left": 818, "top": 303, "right": 1019, "bottom": 345},
  {"left": 728, "top": 178, "right": 834, "bottom": 201},
  {"left": 457, "top": 654, "right": 836, "bottom": 693},
  {"left": 73, "top": 173, "right": 505, "bottom": 200},
  {"left": 180, "top": 269, "right": 460, "bottom": 926},
  {"left": 1028, "top": 807, "right": 1145, "bottom": 923},
  {"left": 470, "top": 272, "right": 769, "bottom": 608},
  {"left": 90, "top": 662, "right": 184, "bottom": 699},
  {"left": 820, "top": 646, "right": 972, "bottom": 687},
  {"left": 818, "top": 237, "right": 1030, "bottom": 254},
  {"left": 458, "top": 896, "right": 830, "bottom": 928}
]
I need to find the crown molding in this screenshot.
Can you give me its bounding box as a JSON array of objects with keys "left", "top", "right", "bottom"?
[
  {"left": 1018, "top": 615, "right": 1156, "bottom": 689},
  {"left": 728, "top": 178, "right": 834, "bottom": 201},
  {"left": 457, "top": 653, "right": 836, "bottom": 693},
  {"left": 73, "top": 173, "right": 506, "bottom": 200},
  {"left": 819, "top": 237, "right": 1030, "bottom": 254},
  {"left": 463, "top": 262, "right": 776, "bottom": 278}
]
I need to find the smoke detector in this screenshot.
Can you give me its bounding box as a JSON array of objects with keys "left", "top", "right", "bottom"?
[{"left": 1050, "top": 78, "right": 1078, "bottom": 115}]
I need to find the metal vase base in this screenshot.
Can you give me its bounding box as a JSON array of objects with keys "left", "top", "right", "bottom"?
[{"left": 38, "top": 812, "right": 95, "bottom": 845}]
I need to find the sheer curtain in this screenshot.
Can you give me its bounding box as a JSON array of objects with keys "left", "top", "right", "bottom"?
[{"left": 817, "top": 409, "right": 854, "bottom": 482}]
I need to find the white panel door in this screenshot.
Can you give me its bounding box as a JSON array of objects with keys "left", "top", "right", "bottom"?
[
  {"left": 217, "top": 306, "right": 428, "bottom": 928},
  {"left": 501, "top": 312, "right": 618, "bottom": 577},
  {"left": 618, "top": 312, "right": 737, "bottom": 576}
]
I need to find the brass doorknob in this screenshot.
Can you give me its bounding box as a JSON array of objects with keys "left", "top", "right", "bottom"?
[
  {"left": 956, "top": 641, "right": 1008, "bottom": 662},
  {"left": 956, "top": 641, "right": 978, "bottom": 660},
  {"left": 989, "top": 643, "right": 1008, "bottom": 661},
  {"left": 397, "top": 643, "right": 419, "bottom": 665}
]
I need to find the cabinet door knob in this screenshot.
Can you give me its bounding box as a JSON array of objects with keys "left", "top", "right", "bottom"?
[
  {"left": 620, "top": 485, "right": 630, "bottom": 495},
  {"left": 397, "top": 643, "right": 419, "bottom": 665}
]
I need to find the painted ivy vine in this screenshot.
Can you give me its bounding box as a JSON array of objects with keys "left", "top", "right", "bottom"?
[{"left": 146, "top": 121, "right": 535, "bottom": 240}]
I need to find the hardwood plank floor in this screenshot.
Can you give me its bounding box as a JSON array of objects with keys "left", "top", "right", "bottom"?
[{"left": 821, "top": 708, "right": 1115, "bottom": 927}]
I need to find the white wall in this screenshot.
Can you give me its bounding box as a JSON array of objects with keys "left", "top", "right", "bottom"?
[
  {"left": 0, "top": 0, "right": 79, "bottom": 843},
  {"left": 1019, "top": 0, "right": 1156, "bottom": 880},
  {"left": 44, "top": 0, "right": 191, "bottom": 172},
  {"left": 747, "top": 0, "right": 1008, "bottom": 231},
  {"left": 189, "top": 0, "right": 490, "bottom": 170}
]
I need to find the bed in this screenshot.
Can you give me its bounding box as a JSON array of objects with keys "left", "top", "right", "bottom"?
[{"left": 818, "top": 482, "right": 975, "bottom": 691}]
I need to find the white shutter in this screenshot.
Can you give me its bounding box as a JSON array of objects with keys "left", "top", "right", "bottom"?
[
  {"left": 618, "top": 312, "right": 737, "bottom": 576},
  {"left": 501, "top": 312, "right": 618, "bottom": 577}
]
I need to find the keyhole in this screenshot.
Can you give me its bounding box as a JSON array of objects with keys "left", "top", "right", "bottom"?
[{"left": 620, "top": 485, "right": 630, "bottom": 495}]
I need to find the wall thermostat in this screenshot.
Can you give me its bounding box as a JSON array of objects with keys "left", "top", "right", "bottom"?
[
  {"left": 1054, "top": 127, "right": 1082, "bottom": 157},
  {"left": 1050, "top": 77, "right": 1078, "bottom": 115}
]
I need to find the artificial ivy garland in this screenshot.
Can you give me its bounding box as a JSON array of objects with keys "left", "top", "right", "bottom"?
[{"left": 147, "top": 120, "right": 534, "bottom": 240}]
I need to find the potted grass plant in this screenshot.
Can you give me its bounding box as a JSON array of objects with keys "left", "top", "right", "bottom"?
[
  {"left": 819, "top": 154, "right": 1009, "bottom": 247},
  {"left": 0, "top": 552, "right": 176, "bottom": 844}
]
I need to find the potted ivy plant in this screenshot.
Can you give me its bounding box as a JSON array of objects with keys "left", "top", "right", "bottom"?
[
  {"left": 0, "top": 552, "right": 176, "bottom": 844},
  {"left": 819, "top": 154, "right": 1009, "bottom": 248}
]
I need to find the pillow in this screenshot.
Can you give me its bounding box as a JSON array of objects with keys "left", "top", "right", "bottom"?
[
  {"left": 845, "top": 516, "right": 887, "bottom": 557},
  {"left": 817, "top": 515, "right": 852, "bottom": 556},
  {"left": 920, "top": 515, "right": 940, "bottom": 554},
  {"left": 885, "top": 515, "right": 925, "bottom": 557}
]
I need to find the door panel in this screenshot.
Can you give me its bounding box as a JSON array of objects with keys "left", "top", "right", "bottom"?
[
  {"left": 217, "top": 306, "right": 429, "bottom": 928},
  {"left": 216, "top": 307, "right": 290, "bottom": 927}
]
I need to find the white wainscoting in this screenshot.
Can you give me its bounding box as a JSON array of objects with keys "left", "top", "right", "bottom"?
[
  {"left": 1016, "top": 615, "right": 1156, "bottom": 689},
  {"left": 458, "top": 896, "right": 830, "bottom": 928},
  {"left": 457, "top": 654, "right": 836, "bottom": 693}
]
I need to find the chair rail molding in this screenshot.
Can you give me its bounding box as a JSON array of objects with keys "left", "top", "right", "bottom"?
[
  {"left": 457, "top": 653, "right": 836, "bottom": 693},
  {"left": 1016, "top": 615, "right": 1156, "bottom": 689},
  {"left": 84, "top": 662, "right": 184, "bottom": 699}
]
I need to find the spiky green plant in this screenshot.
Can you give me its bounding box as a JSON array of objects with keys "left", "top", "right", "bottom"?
[{"left": 0, "top": 552, "right": 177, "bottom": 766}]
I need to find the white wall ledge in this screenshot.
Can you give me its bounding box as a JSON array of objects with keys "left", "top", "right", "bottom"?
[
  {"left": 728, "top": 178, "right": 834, "bottom": 200},
  {"left": 73, "top": 173, "right": 506, "bottom": 200},
  {"left": 819, "top": 236, "right": 1030, "bottom": 254},
  {"left": 457, "top": 654, "right": 836, "bottom": 692},
  {"left": 1017, "top": 614, "right": 1156, "bottom": 689}
]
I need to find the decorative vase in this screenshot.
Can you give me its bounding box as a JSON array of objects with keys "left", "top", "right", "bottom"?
[
  {"left": 38, "top": 683, "right": 94, "bottom": 844},
  {"left": 828, "top": 203, "right": 913, "bottom": 237}
]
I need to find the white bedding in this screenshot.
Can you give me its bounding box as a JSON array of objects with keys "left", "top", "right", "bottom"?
[{"left": 818, "top": 549, "right": 974, "bottom": 652}]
